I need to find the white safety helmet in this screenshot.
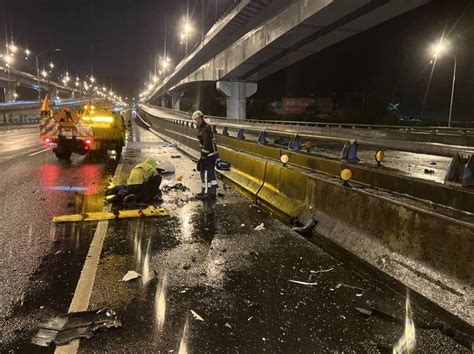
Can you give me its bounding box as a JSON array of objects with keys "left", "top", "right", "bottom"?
[{"left": 192, "top": 110, "right": 204, "bottom": 120}]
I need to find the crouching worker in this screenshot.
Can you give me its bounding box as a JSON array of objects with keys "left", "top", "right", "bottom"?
[{"left": 105, "top": 158, "right": 162, "bottom": 204}]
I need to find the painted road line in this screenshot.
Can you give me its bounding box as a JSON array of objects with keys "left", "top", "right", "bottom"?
[
  {"left": 55, "top": 156, "right": 125, "bottom": 354},
  {"left": 27, "top": 147, "right": 51, "bottom": 156}
]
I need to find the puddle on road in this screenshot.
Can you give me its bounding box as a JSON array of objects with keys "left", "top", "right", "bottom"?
[{"left": 2, "top": 159, "right": 118, "bottom": 353}]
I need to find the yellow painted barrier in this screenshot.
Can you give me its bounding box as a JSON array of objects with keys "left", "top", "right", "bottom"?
[{"left": 53, "top": 205, "right": 169, "bottom": 223}]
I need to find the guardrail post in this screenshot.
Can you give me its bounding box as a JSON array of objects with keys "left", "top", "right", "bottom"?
[
  {"left": 222, "top": 127, "right": 229, "bottom": 136},
  {"left": 237, "top": 128, "right": 246, "bottom": 140}
]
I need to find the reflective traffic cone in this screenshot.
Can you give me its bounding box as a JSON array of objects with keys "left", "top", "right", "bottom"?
[
  {"left": 237, "top": 129, "right": 246, "bottom": 140},
  {"left": 347, "top": 141, "right": 360, "bottom": 163},
  {"left": 445, "top": 153, "right": 464, "bottom": 183},
  {"left": 258, "top": 131, "right": 267, "bottom": 144},
  {"left": 289, "top": 134, "right": 301, "bottom": 152},
  {"left": 340, "top": 140, "right": 351, "bottom": 160},
  {"left": 222, "top": 127, "right": 229, "bottom": 136},
  {"left": 461, "top": 154, "right": 474, "bottom": 187}
]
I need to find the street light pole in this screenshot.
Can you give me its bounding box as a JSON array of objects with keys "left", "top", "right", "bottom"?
[{"left": 448, "top": 54, "right": 457, "bottom": 128}]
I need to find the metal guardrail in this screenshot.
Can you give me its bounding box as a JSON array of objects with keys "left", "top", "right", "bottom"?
[
  {"left": 141, "top": 104, "right": 473, "bottom": 135},
  {"left": 139, "top": 104, "right": 474, "bottom": 157}
]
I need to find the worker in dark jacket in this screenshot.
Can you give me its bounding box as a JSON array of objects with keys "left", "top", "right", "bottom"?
[{"left": 192, "top": 110, "right": 219, "bottom": 199}]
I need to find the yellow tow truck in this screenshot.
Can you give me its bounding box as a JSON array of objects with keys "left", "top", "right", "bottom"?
[{"left": 40, "top": 97, "right": 126, "bottom": 160}]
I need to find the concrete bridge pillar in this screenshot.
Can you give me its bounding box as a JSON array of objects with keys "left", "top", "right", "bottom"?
[
  {"left": 217, "top": 81, "right": 257, "bottom": 120},
  {"left": 170, "top": 91, "right": 184, "bottom": 111},
  {"left": 49, "top": 87, "right": 58, "bottom": 100}
]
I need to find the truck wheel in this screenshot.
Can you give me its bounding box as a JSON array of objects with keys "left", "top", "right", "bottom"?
[{"left": 55, "top": 150, "right": 72, "bottom": 160}]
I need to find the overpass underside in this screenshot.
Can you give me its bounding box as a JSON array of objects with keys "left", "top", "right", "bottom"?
[{"left": 154, "top": 0, "right": 430, "bottom": 119}]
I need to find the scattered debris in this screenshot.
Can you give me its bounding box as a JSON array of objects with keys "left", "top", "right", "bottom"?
[
  {"left": 163, "top": 142, "right": 177, "bottom": 148},
  {"left": 243, "top": 299, "right": 259, "bottom": 308},
  {"left": 430, "top": 162, "right": 437, "bottom": 165},
  {"left": 190, "top": 310, "right": 204, "bottom": 321},
  {"left": 32, "top": 189, "right": 40, "bottom": 194},
  {"left": 254, "top": 223, "right": 265, "bottom": 231},
  {"left": 288, "top": 279, "right": 318, "bottom": 286},
  {"left": 248, "top": 316, "right": 254, "bottom": 321},
  {"left": 224, "top": 322, "right": 232, "bottom": 329},
  {"left": 121, "top": 271, "right": 141, "bottom": 282},
  {"left": 424, "top": 168, "right": 435, "bottom": 175},
  {"left": 157, "top": 161, "right": 176, "bottom": 174},
  {"left": 335, "top": 282, "right": 365, "bottom": 292},
  {"left": 240, "top": 224, "right": 245, "bottom": 227},
  {"left": 292, "top": 217, "right": 319, "bottom": 237},
  {"left": 162, "top": 182, "right": 189, "bottom": 192},
  {"left": 183, "top": 264, "right": 191, "bottom": 270},
  {"left": 171, "top": 155, "right": 181, "bottom": 158},
  {"left": 310, "top": 267, "right": 334, "bottom": 274},
  {"left": 176, "top": 175, "right": 184, "bottom": 181},
  {"left": 31, "top": 309, "right": 122, "bottom": 347}
]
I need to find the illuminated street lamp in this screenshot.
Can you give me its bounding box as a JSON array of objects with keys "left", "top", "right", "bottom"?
[
  {"left": 179, "top": 17, "right": 193, "bottom": 54},
  {"left": 430, "top": 39, "right": 457, "bottom": 127},
  {"left": 24, "top": 47, "right": 61, "bottom": 99},
  {"left": 90, "top": 75, "right": 95, "bottom": 83},
  {"left": 41, "top": 69, "right": 48, "bottom": 78},
  {"left": 49, "top": 62, "right": 55, "bottom": 69},
  {"left": 9, "top": 43, "right": 18, "bottom": 53}
]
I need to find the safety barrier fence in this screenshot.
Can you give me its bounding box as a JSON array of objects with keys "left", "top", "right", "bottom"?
[
  {"left": 140, "top": 105, "right": 474, "bottom": 157},
  {"left": 143, "top": 103, "right": 473, "bottom": 137}
]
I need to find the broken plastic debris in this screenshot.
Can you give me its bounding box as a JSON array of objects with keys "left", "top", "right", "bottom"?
[
  {"left": 424, "top": 168, "right": 435, "bottom": 175},
  {"left": 292, "top": 217, "right": 319, "bottom": 236},
  {"left": 335, "top": 282, "right": 364, "bottom": 292},
  {"left": 163, "top": 142, "right": 177, "bottom": 148},
  {"left": 288, "top": 279, "right": 318, "bottom": 286},
  {"left": 224, "top": 322, "right": 232, "bottom": 329},
  {"left": 248, "top": 316, "right": 254, "bottom": 321},
  {"left": 310, "top": 267, "right": 334, "bottom": 274},
  {"left": 240, "top": 223, "right": 245, "bottom": 227},
  {"left": 157, "top": 161, "right": 176, "bottom": 175},
  {"left": 254, "top": 223, "right": 265, "bottom": 231},
  {"left": 190, "top": 310, "right": 204, "bottom": 321},
  {"left": 122, "top": 271, "right": 141, "bottom": 282},
  {"left": 31, "top": 309, "right": 122, "bottom": 347},
  {"left": 176, "top": 175, "right": 184, "bottom": 181}
]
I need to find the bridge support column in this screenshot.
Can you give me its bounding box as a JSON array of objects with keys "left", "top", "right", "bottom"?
[
  {"left": 170, "top": 91, "right": 184, "bottom": 111},
  {"left": 49, "top": 87, "right": 58, "bottom": 100},
  {"left": 217, "top": 81, "right": 257, "bottom": 120}
]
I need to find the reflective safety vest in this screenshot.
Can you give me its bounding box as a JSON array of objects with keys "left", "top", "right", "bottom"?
[{"left": 127, "top": 158, "right": 158, "bottom": 185}]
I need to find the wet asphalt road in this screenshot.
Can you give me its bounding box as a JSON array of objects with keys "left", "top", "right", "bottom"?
[
  {"left": 0, "top": 124, "right": 471, "bottom": 352},
  {"left": 0, "top": 126, "right": 118, "bottom": 351},
  {"left": 68, "top": 126, "right": 469, "bottom": 353}
]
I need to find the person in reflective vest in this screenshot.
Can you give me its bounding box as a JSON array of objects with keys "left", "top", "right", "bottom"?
[
  {"left": 192, "top": 110, "right": 219, "bottom": 199},
  {"left": 105, "top": 158, "right": 162, "bottom": 203}
]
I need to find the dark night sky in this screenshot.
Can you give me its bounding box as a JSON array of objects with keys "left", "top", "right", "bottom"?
[
  {"left": 2, "top": 0, "right": 474, "bottom": 121},
  {"left": 2, "top": 0, "right": 235, "bottom": 98}
]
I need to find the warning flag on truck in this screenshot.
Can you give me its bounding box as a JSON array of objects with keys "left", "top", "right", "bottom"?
[{"left": 40, "top": 95, "right": 50, "bottom": 114}]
